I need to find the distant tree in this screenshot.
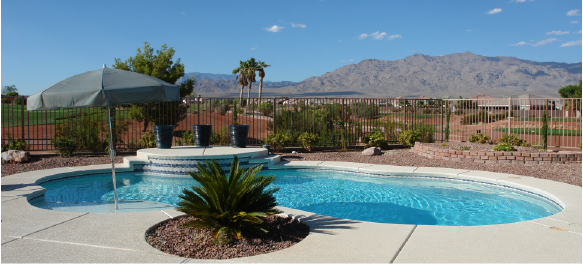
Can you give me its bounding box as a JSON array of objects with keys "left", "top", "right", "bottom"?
[
  {"left": 558, "top": 80, "right": 582, "bottom": 98},
  {"left": 244, "top": 58, "right": 259, "bottom": 110},
  {"left": 113, "top": 41, "right": 194, "bottom": 131},
  {"left": 2, "top": 85, "right": 18, "bottom": 95},
  {"left": 232, "top": 61, "right": 249, "bottom": 109},
  {"left": 558, "top": 80, "right": 582, "bottom": 111},
  {"left": 257, "top": 60, "right": 271, "bottom": 104}
]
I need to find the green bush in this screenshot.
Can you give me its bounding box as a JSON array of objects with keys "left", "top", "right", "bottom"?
[
  {"left": 264, "top": 133, "right": 292, "bottom": 152},
  {"left": 52, "top": 137, "right": 76, "bottom": 157},
  {"left": 362, "top": 130, "right": 389, "bottom": 149},
  {"left": 298, "top": 132, "right": 320, "bottom": 151},
  {"left": 176, "top": 156, "right": 281, "bottom": 243},
  {"left": 139, "top": 132, "right": 156, "bottom": 148},
  {"left": 259, "top": 101, "right": 274, "bottom": 116},
  {"left": 352, "top": 102, "right": 379, "bottom": 119},
  {"left": 497, "top": 133, "right": 529, "bottom": 147},
  {"left": 541, "top": 110, "right": 548, "bottom": 150},
  {"left": 181, "top": 130, "right": 194, "bottom": 146},
  {"left": 210, "top": 128, "right": 230, "bottom": 146},
  {"left": 422, "top": 109, "right": 432, "bottom": 114},
  {"left": 468, "top": 133, "right": 490, "bottom": 144},
  {"left": 444, "top": 108, "right": 451, "bottom": 142},
  {"left": 453, "top": 109, "right": 464, "bottom": 115},
  {"left": 8, "top": 138, "right": 27, "bottom": 150},
  {"left": 398, "top": 130, "right": 421, "bottom": 147},
  {"left": 493, "top": 143, "right": 516, "bottom": 152}
]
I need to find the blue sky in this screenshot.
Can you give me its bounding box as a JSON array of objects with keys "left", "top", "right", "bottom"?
[{"left": 1, "top": 0, "right": 582, "bottom": 96}]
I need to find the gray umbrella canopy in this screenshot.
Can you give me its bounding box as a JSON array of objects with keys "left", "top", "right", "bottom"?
[
  {"left": 27, "top": 67, "right": 180, "bottom": 110},
  {"left": 27, "top": 66, "right": 181, "bottom": 211}
]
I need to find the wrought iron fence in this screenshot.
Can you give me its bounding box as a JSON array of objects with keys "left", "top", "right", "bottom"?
[{"left": 1, "top": 96, "right": 581, "bottom": 152}]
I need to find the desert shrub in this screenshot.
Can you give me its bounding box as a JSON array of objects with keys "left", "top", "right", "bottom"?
[
  {"left": 352, "top": 101, "right": 379, "bottom": 119},
  {"left": 362, "top": 130, "right": 389, "bottom": 149},
  {"left": 214, "top": 104, "right": 229, "bottom": 115},
  {"left": 139, "top": 132, "right": 156, "bottom": 148},
  {"left": 493, "top": 143, "right": 516, "bottom": 152},
  {"left": 398, "top": 129, "right": 422, "bottom": 147},
  {"left": 541, "top": 110, "right": 548, "bottom": 150},
  {"left": 459, "top": 146, "right": 470, "bottom": 151},
  {"left": 422, "top": 109, "right": 432, "bottom": 114},
  {"left": 461, "top": 111, "right": 513, "bottom": 125},
  {"left": 52, "top": 137, "right": 76, "bottom": 157},
  {"left": 468, "top": 133, "right": 490, "bottom": 144},
  {"left": 298, "top": 132, "right": 320, "bottom": 151},
  {"left": 440, "top": 143, "right": 448, "bottom": 147},
  {"left": 127, "top": 139, "right": 140, "bottom": 151},
  {"left": 433, "top": 109, "right": 441, "bottom": 114},
  {"left": 264, "top": 133, "right": 292, "bottom": 152},
  {"left": 209, "top": 128, "right": 230, "bottom": 146},
  {"left": 259, "top": 101, "right": 274, "bottom": 116},
  {"left": 497, "top": 133, "right": 529, "bottom": 147},
  {"left": 453, "top": 109, "right": 464, "bottom": 115},
  {"left": 181, "top": 130, "right": 194, "bottom": 146},
  {"left": 176, "top": 156, "right": 281, "bottom": 244},
  {"left": 8, "top": 138, "right": 27, "bottom": 151}
]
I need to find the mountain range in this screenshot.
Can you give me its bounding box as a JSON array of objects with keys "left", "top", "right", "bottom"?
[{"left": 180, "top": 52, "right": 581, "bottom": 98}]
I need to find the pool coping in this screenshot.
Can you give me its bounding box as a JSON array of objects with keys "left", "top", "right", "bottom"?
[{"left": 1, "top": 158, "right": 581, "bottom": 263}]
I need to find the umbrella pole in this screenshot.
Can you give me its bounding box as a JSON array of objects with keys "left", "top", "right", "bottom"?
[{"left": 107, "top": 104, "right": 118, "bottom": 210}]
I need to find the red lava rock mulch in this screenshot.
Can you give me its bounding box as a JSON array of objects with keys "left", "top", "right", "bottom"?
[{"left": 146, "top": 215, "right": 310, "bottom": 259}]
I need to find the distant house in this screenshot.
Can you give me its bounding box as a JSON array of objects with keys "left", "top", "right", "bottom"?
[{"left": 474, "top": 94, "right": 555, "bottom": 110}]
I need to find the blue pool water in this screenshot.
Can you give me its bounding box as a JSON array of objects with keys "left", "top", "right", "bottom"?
[{"left": 30, "top": 169, "right": 562, "bottom": 226}]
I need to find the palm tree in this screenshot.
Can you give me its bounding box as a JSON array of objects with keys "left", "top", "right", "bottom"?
[
  {"left": 176, "top": 156, "right": 281, "bottom": 242},
  {"left": 244, "top": 58, "right": 259, "bottom": 111},
  {"left": 232, "top": 61, "right": 249, "bottom": 109},
  {"left": 257, "top": 60, "right": 271, "bottom": 104}
]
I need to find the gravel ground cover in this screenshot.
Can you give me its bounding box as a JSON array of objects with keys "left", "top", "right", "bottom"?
[{"left": 146, "top": 215, "right": 309, "bottom": 259}]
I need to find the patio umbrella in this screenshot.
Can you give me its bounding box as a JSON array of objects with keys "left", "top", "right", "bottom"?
[{"left": 27, "top": 65, "right": 180, "bottom": 210}]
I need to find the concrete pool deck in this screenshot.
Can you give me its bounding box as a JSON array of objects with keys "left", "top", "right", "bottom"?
[{"left": 1, "top": 147, "right": 581, "bottom": 263}]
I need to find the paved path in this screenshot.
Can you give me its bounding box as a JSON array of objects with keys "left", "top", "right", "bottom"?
[{"left": 1, "top": 156, "right": 581, "bottom": 263}]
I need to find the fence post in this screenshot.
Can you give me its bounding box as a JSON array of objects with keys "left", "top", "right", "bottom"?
[
  {"left": 508, "top": 97, "right": 511, "bottom": 136},
  {"left": 20, "top": 96, "right": 25, "bottom": 141},
  {"left": 273, "top": 97, "right": 277, "bottom": 135},
  {"left": 197, "top": 95, "right": 201, "bottom": 125}
]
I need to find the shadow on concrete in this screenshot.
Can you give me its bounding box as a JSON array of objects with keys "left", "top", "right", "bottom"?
[{"left": 290, "top": 213, "right": 359, "bottom": 235}]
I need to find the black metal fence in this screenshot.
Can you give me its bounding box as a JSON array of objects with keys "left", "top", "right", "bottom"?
[{"left": 1, "top": 96, "right": 581, "bottom": 152}]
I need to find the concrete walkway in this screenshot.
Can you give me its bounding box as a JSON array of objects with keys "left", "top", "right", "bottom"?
[{"left": 1, "top": 155, "right": 581, "bottom": 263}]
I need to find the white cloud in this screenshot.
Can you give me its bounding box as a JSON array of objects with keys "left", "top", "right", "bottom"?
[
  {"left": 292, "top": 23, "right": 306, "bottom": 28},
  {"left": 561, "top": 40, "right": 582, "bottom": 47},
  {"left": 358, "top": 33, "right": 369, "bottom": 40},
  {"left": 567, "top": 9, "right": 581, "bottom": 16},
  {"left": 579, "top": 30, "right": 582, "bottom": 34},
  {"left": 511, "top": 41, "right": 528, "bottom": 46},
  {"left": 547, "top": 30, "right": 570, "bottom": 35},
  {"left": 371, "top": 31, "right": 387, "bottom": 40},
  {"left": 264, "top": 25, "right": 284, "bottom": 32},
  {"left": 571, "top": 21, "right": 580, "bottom": 23},
  {"left": 510, "top": 38, "right": 558, "bottom": 46},
  {"left": 532, "top": 38, "right": 559, "bottom": 46},
  {"left": 387, "top": 34, "right": 402, "bottom": 40},
  {"left": 358, "top": 32, "right": 398, "bottom": 40},
  {"left": 486, "top": 8, "right": 502, "bottom": 14},
  {"left": 181, "top": 12, "right": 185, "bottom": 15}
]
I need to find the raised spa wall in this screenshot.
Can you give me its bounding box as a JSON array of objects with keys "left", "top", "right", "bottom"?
[{"left": 412, "top": 142, "right": 582, "bottom": 165}]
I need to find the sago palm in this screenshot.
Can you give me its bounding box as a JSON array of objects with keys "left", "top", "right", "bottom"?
[
  {"left": 176, "top": 155, "right": 282, "bottom": 242},
  {"left": 257, "top": 60, "right": 271, "bottom": 104}
]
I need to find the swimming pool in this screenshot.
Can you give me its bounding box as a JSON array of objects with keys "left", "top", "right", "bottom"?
[{"left": 30, "top": 169, "right": 562, "bottom": 226}]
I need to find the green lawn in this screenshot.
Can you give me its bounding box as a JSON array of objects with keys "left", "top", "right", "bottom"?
[
  {"left": 1, "top": 105, "right": 130, "bottom": 127},
  {"left": 494, "top": 128, "right": 581, "bottom": 136}
]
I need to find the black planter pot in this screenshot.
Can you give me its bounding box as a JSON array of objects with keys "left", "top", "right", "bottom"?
[
  {"left": 229, "top": 125, "right": 249, "bottom": 148},
  {"left": 192, "top": 125, "right": 212, "bottom": 147},
  {"left": 153, "top": 125, "right": 175, "bottom": 149}
]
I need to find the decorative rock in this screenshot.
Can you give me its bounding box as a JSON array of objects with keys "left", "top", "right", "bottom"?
[
  {"left": 1, "top": 150, "right": 30, "bottom": 163},
  {"left": 291, "top": 151, "right": 298, "bottom": 154},
  {"left": 362, "top": 147, "right": 381, "bottom": 156}
]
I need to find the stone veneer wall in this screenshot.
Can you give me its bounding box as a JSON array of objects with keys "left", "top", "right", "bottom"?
[{"left": 412, "top": 142, "right": 582, "bottom": 165}]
